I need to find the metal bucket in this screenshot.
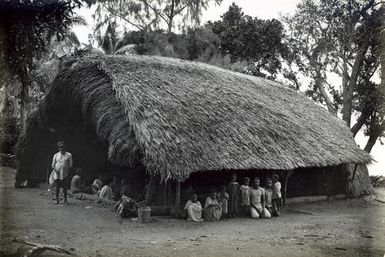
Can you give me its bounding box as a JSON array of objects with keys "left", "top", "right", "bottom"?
[{"left": 138, "top": 206, "right": 151, "bottom": 223}]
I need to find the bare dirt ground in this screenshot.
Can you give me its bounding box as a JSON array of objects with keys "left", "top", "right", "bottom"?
[{"left": 1, "top": 166, "right": 385, "bottom": 257}]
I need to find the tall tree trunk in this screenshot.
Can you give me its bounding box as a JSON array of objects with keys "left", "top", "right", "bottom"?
[
  {"left": 167, "top": 0, "right": 175, "bottom": 34},
  {"left": 19, "top": 72, "right": 30, "bottom": 130},
  {"left": 318, "top": 82, "right": 337, "bottom": 115},
  {"left": 351, "top": 112, "right": 367, "bottom": 137},
  {"left": 341, "top": 41, "right": 370, "bottom": 127},
  {"left": 364, "top": 135, "right": 378, "bottom": 153},
  {"left": 315, "top": 66, "right": 336, "bottom": 115},
  {"left": 364, "top": 120, "right": 385, "bottom": 153}
]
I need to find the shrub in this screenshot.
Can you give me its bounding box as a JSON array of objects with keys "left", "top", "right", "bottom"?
[{"left": 0, "top": 114, "right": 20, "bottom": 155}]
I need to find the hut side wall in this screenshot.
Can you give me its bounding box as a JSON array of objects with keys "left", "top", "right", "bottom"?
[
  {"left": 17, "top": 59, "right": 143, "bottom": 187},
  {"left": 287, "top": 166, "right": 346, "bottom": 197}
]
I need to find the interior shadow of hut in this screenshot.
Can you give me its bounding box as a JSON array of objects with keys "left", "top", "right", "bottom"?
[
  {"left": 286, "top": 166, "right": 346, "bottom": 198},
  {"left": 179, "top": 169, "right": 285, "bottom": 210},
  {"left": 178, "top": 166, "right": 348, "bottom": 211},
  {"left": 15, "top": 61, "right": 147, "bottom": 196}
]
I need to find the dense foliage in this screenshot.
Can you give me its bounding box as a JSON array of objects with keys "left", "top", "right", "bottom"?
[{"left": 282, "top": 0, "right": 385, "bottom": 152}]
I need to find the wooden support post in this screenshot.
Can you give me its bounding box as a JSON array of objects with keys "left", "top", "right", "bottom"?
[
  {"left": 174, "top": 181, "right": 181, "bottom": 218},
  {"left": 46, "top": 154, "right": 51, "bottom": 184},
  {"left": 160, "top": 181, "right": 168, "bottom": 206},
  {"left": 167, "top": 181, "right": 172, "bottom": 205},
  {"left": 351, "top": 163, "right": 358, "bottom": 181},
  {"left": 145, "top": 176, "right": 157, "bottom": 206},
  {"left": 344, "top": 164, "right": 353, "bottom": 199},
  {"left": 283, "top": 170, "right": 293, "bottom": 206}
]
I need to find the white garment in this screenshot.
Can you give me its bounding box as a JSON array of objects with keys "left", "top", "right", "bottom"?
[
  {"left": 51, "top": 151, "right": 73, "bottom": 180},
  {"left": 99, "top": 185, "right": 113, "bottom": 200},
  {"left": 49, "top": 170, "right": 57, "bottom": 185},
  {"left": 251, "top": 205, "right": 271, "bottom": 219},
  {"left": 184, "top": 200, "right": 203, "bottom": 222},
  {"left": 273, "top": 181, "right": 282, "bottom": 199}
]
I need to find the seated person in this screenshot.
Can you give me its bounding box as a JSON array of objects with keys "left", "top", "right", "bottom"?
[
  {"left": 249, "top": 177, "right": 271, "bottom": 219},
  {"left": 115, "top": 195, "right": 137, "bottom": 218},
  {"left": 218, "top": 185, "right": 229, "bottom": 218},
  {"left": 70, "top": 168, "right": 91, "bottom": 194},
  {"left": 184, "top": 193, "right": 203, "bottom": 222},
  {"left": 204, "top": 190, "right": 222, "bottom": 221},
  {"left": 99, "top": 179, "right": 113, "bottom": 200},
  {"left": 92, "top": 174, "right": 103, "bottom": 195}
]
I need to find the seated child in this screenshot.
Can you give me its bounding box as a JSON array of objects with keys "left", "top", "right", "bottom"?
[
  {"left": 184, "top": 193, "right": 203, "bottom": 222},
  {"left": 70, "top": 168, "right": 91, "bottom": 194},
  {"left": 92, "top": 174, "right": 103, "bottom": 195},
  {"left": 99, "top": 179, "right": 113, "bottom": 200},
  {"left": 218, "top": 185, "right": 229, "bottom": 218},
  {"left": 204, "top": 190, "right": 222, "bottom": 221}
]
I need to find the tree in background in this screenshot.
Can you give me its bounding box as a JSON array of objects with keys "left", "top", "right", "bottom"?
[
  {"left": 95, "top": 20, "right": 121, "bottom": 54},
  {"left": 0, "top": 0, "right": 92, "bottom": 127},
  {"left": 209, "top": 3, "right": 288, "bottom": 78},
  {"left": 282, "top": 0, "right": 385, "bottom": 152},
  {"left": 103, "top": 3, "right": 287, "bottom": 77},
  {"left": 93, "top": 0, "right": 223, "bottom": 36}
]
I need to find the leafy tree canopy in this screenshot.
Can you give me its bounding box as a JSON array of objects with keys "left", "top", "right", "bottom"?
[
  {"left": 208, "top": 3, "right": 288, "bottom": 78},
  {"left": 282, "top": 0, "right": 385, "bottom": 152},
  {"left": 93, "top": 0, "right": 223, "bottom": 36}
]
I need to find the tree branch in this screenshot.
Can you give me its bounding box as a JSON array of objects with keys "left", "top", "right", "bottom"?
[
  {"left": 364, "top": 121, "right": 385, "bottom": 152},
  {"left": 101, "top": 3, "right": 145, "bottom": 31},
  {"left": 174, "top": 1, "right": 191, "bottom": 16},
  {"left": 12, "top": 238, "right": 74, "bottom": 257},
  {"left": 351, "top": 112, "right": 368, "bottom": 137},
  {"left": 139, "top": 1, "right": 169, "bottom": 25}
]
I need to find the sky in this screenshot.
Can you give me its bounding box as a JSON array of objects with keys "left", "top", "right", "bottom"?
[{"left": 73, "top": 0, "right": 384, "bottom": 176}]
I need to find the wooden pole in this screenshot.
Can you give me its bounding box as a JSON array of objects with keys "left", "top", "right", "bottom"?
[
  {"left": 351, "top": 163, "right": 358, "bottom": 181},
  {"left": 174, "top": 181, "right": 181, "bottom": 218},
  {"left": 283, "top": 170, "right": 293, "bottom": 206},
  {"left": 145, "top": 176, "right": 157, "bottom": 206},
  {"left": 160, "top": 181, "right": 167, "bottom": 205},
  {"left": 167, "top": 181, "right": 172, "bottom": 205}
]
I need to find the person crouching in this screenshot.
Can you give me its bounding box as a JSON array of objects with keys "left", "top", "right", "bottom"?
[{"left": 184, "top": 193, "right": 203, "bottom": 222}]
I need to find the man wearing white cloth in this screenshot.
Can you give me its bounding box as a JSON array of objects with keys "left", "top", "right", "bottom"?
[{"left": 52, "top": 141, "right": 73, "bottom": 204}]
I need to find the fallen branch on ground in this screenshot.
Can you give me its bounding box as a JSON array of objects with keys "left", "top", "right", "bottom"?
[
  {"left": 375, "top": 198, "right": 385, "bottom": 204},
  {"left": 12, "top": 238, "right": 75, "bottom": 257},
  {"left": 286, "top": 209, "right": 314, "bottom": 215}
]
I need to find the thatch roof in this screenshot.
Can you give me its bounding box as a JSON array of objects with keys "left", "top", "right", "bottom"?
[{"left": 22, "top": 55, "right": 370, "bottom": 181}]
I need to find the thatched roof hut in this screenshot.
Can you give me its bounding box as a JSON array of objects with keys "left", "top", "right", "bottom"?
[{"left": 17, "top": 55, "right": 371, "bottom": 204}]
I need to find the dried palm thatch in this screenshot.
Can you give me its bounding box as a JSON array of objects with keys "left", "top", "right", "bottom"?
[{"left": 18, "top": 55, "right": 370, "bottom": 182}]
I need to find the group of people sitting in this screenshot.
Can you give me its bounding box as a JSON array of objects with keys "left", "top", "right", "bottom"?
[
  {"left": 69, "top": 170, "right": 133, "bottom": 202},
  {"left": 50, "top": 140, "right": 282, "bottom": 222},
  {"left": 69, "top": 170, "right": 139, "bottom": 217},
  {"left": 49, "top": 140, "right": 138, "bottom": 205},
  {"left": 184, "top": 174, "right": 282, "bottom": 222}
]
